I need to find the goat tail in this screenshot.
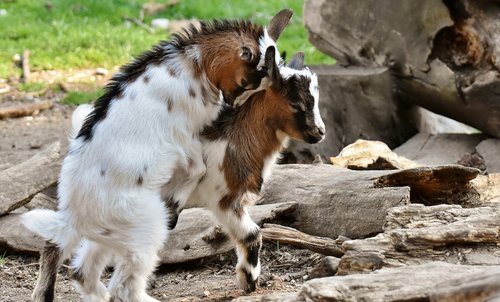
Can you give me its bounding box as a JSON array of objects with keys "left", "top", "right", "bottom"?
[
  {"left": 21, "top": 209, "right": 80, "bottom": 259},
  {"left": 70, "top": 103, "right": 94, "bottom": 138},
  {"left": 22, "top": 210, "right": 79, "bottom": 302}
]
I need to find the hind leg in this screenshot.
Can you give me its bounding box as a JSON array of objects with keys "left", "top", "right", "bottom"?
[
  {"left": 70, "top": 239, "right": 113, "bottom": 302},
  {"left": 32, "top": 242, "right": 62, "bottom": 302},
  {"left": 107, "top": 190, "right": 167, "bottom": 302}
]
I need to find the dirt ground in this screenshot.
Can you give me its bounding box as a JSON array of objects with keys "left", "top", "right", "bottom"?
[
  {"left": 0, "top": 243, "right": 318, "bottom": 302},
  {"left": 0, "top": 92, "right": 319, "bottom": 301}
]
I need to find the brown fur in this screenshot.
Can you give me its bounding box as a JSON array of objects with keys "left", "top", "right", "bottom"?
[
  {"left": 188, "top": 87, "right": 197, "bottom": 98},
  {"left": 211, "top": 88, "right": 295, "bottom": 211},
  {"left": 195, "top": 25, "right": 264, "bottom": 104}
]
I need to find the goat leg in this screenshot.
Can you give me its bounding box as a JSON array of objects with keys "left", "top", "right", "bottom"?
[{"left": 32, "top": 241, "right": 62, "bottom": 302}]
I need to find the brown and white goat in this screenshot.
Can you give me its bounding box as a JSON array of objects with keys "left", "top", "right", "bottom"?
[
  {"left": 163, "top": 45, "right": 325, "bottom": 292},
  {"left": 21, "top": 11, "right": 293, "bottom": 302}
]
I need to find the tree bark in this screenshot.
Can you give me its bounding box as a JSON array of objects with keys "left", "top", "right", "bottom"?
[{"left": 304, "top": 0, "right": 500, "bottom": 137}]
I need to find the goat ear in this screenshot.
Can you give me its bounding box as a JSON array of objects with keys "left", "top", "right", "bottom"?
[
  {"left": 239, "top": 46, "right": 253, "bottom": 62},
  {"left": 287, "top": 52, "right": 305, "bottom": 70},
  {"left": 267, "top": 9, "right": 293, "bottom": 41},
  {"left": 264, "top": 46, "right": 281, "bottom": 83}
]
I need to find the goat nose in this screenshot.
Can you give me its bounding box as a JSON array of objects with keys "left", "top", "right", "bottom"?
[{"left": 318, "top": 126, "right": 326, "bottom": 136}]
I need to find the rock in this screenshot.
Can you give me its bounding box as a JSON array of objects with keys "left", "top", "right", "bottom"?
[
  {"left": 0, "top": 9, "right": 7, "bottom": 17},
  {"left": 307, "top": 256, "right": 340, "bottom": 280},
  {"left": 303, "top": 0, "right": 500, "bottom": 137},
  {"left": 281, "top": 66, "right": 416, "bottom": 163},
  {"left": 476, "top": 139, "right": 500, "bottom": 173},
  {"left": 236, "top": 262, "right": 500, "bottom": 302},
  {"left": 151, "top": 18, "right": 170, "bottom": 30},
  {"left": 330, "top": 139, "right": 419, "bottom": 170}
]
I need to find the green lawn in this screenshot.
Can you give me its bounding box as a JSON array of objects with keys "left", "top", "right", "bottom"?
[{"left": 0, "top": 0, "right": 334, "bottom": 78}]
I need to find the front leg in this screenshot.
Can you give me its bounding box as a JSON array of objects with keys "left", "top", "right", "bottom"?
[{"left": 210, "top": 201, "right": 262, "bottom": 292}]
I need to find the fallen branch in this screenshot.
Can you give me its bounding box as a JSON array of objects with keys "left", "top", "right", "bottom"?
[
  {"left": 0, "top": 142, "right": 62, "bottom": 216},
  {"left": 261, "top": 223, "right": 344, "bottom": 257},
  {"left": 122, "top": 16, "right": 154, "bottom": 33},
  {"left": 0, "top": 100, "right": 54, "bottom": 119}
]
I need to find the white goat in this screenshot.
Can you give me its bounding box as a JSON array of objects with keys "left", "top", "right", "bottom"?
[{"left": 21, "top": 10, "right": 293, "bottom": 302}]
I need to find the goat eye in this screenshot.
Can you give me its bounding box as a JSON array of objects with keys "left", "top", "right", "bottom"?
[{"left": 240, "top": 79, "right": 248, "bottom": 87}]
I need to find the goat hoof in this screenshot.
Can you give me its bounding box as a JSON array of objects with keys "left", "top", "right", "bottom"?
[{"left": 237, "top": 268, "right": 258, "bottom": 293}]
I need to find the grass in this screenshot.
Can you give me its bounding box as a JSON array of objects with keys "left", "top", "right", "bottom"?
[
  {"left": 62, "top": 89, "right": 103, "bottom": 105},
  {"left": 18, "top": 81, "right": 45, "bottom": 92},
  {"left": 0, "top": 0, "right": 334, "bottom": 78},
  {"left": 0, "top": 251, "right": 8, "bottom": 265}
]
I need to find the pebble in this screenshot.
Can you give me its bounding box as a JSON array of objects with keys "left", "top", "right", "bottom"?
[
  {"left": 151, "top": 18, "right": 170, "bottom": 29},
  {"left": 0, "top": 9, "right": 7, "bottom": 17}
]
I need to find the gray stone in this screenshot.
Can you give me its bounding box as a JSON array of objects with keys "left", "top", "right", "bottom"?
[{"left": 476, "top": 139, "right": 500, "bottom": 174}]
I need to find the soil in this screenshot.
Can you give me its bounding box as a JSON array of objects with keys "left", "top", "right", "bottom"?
[
  {"left": 0, "top": 243, "right": 318, "bottom": 302},
  {"left": 0, "top": 91, "right": 320, "bottom": 301}
]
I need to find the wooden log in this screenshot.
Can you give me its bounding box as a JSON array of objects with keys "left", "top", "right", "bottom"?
[
  {"left": 1, "top": 202, "right": 298, "bottom": 263},
  {"left": 235, "top": 262, "right": 500, "bottom": 302},
  {"left": 337, "top": 203, "right": 500, "bottom": 275},
  {"left": 261, "top": 164, "right": 481, "bottom": 239},
  {"left": 11, "top": 192, "right": 58, "bottom": 214},
  {"left": 374, "top": 165, "right": 481, "bottom": 206},
  {"left": 0, "top": 100, "right": 54, "bottom": 119},
  {"left": 0, "top": 142, "right": 61, "bottom": 216},
  {"left": 304, "top": 0, "right": 500, "bottom": 137},
  {"left": 476, "top": 139, "right": 500, "bottom": 174},
  {"left": 0, "top": 213, "right": 45, "bottom": 253},
  {"left": 261, "top": 224, "right": 344, "bottom": 257},
  {"left": 21, "top": 49, "right": 30, "bottom": 83},
  {"left": 260, "top": 164, "right": 410, "bottom": 239},
  {"left": 472, "top": 173, "right": 500, "bottom": 203},
  {"left": 393, "top": 133, "right": 486, "bottom": 167},
  {"left": 159, "top": 202, "right": 297, "bottom": 264}
]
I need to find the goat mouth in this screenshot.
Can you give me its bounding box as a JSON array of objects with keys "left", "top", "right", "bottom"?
[{"left": 304, "top": 133, "right": 323, "bottom": 144}]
